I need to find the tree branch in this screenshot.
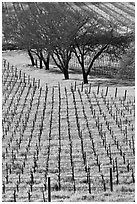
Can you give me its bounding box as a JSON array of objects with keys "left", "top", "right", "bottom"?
[
  {"left": 52, "top": 54, "right": 63, "bottom": 71},
  {"left": 54, "top": 48, "right": 65, "bottom": 69},
  {"left": 86, "top": 44, "right": 108, "bottom": 76}
]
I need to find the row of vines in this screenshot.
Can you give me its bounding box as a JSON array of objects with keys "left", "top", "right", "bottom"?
[{"left": 2, "top": 59, "right": 135, "bottom": 201}]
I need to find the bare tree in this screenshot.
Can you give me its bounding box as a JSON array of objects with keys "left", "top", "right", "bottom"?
[
  {"left": 73, "top": 23, "right": 134, "bottom": 83},
  {"left": 32, "top": 2, "right": 88, "bottom": 79}
]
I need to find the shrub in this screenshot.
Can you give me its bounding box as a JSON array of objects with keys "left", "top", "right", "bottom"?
[
  {"left": 2, "top": 42, "right": 18, "bottom": 51},
  {"left": 119, "top": 45, "right": 135, "bottom": 79}
]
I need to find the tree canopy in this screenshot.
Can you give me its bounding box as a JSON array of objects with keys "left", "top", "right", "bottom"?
[{"left": 2, "top": 2, "right": 135, "bottom": 83}]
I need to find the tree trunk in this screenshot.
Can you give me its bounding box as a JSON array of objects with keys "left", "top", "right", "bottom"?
[
  {"left": 52, "top": 52, "right": 70, "bottom": 79},
  {"left": 45, "top": 53, "right": 50, "bottom": 70},
  {"left": 81, "top": 61, "right": 88, "bottom": 84},
  {"left": 83, "top": 72, "right": 88, "bottom": 84},
  {"left": 63, "top": 68, "right": 69, "bottom": 80},
  {"left": 39, "top": 58, "right": 43, "bottom": 69},
  {"left": 43, "top": 53, "right": 50, "bottom": 70},
  {"left": 40, "top": 51, "right": 50, "bottom": 70},
  {"left": 63, "top": 60, "right": 69, "bottom": 80},
  {"left": 28, "top": 49, "right": 35, "bottom": 66},
  {"left": 38, "top": 50, "right": 43, "bottom": 69}
]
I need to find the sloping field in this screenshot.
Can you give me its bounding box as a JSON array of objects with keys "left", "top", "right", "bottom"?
[
  {"left": 3, "top": 2, "right": 135, "bottom": 32},
  {"left": 61, "top": 2, "right": 135, "bottom": 32},
  {"left": 2, "top": 53, "right": 135, "bottom": 202}
]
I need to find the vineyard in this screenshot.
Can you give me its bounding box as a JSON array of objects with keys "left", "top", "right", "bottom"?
[
  {"left": 2, "top": 1, "right": 135, "bottom": 202},
  {"left": 2, "top": 58, "right": 135, "bottom": 202}
]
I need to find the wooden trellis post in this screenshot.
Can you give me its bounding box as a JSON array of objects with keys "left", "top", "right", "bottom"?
[
  {"left": 105, "top": 86, "right": 108, "bottom": 97},
  {"left": 110, "top": 167, "right": 113, "bottom": 192},
  {"left": 97, "top": 84, "right": 100, "bottom": 95},
  {"left": 47, "top": 176, "right": 51, "bottom": 202},
  {"left": 87, "top": 166, "right": 91, "bottom": 194},
  {"left": 81, "top": 82, "right": 83, "bottom": 92},
  {"left": 115, "top": 87, "right": 117, "bottom": 98},
  {"left": 124, "top": 90, "right": 127, "bottom": 101}
]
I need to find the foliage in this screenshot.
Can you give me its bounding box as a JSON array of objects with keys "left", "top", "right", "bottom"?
[
  {"left": 2, "top": 42, "right": 18, "bottom": 51},
  {"left": 119, "top": 44, "right": 135, "bottom": 79}
]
